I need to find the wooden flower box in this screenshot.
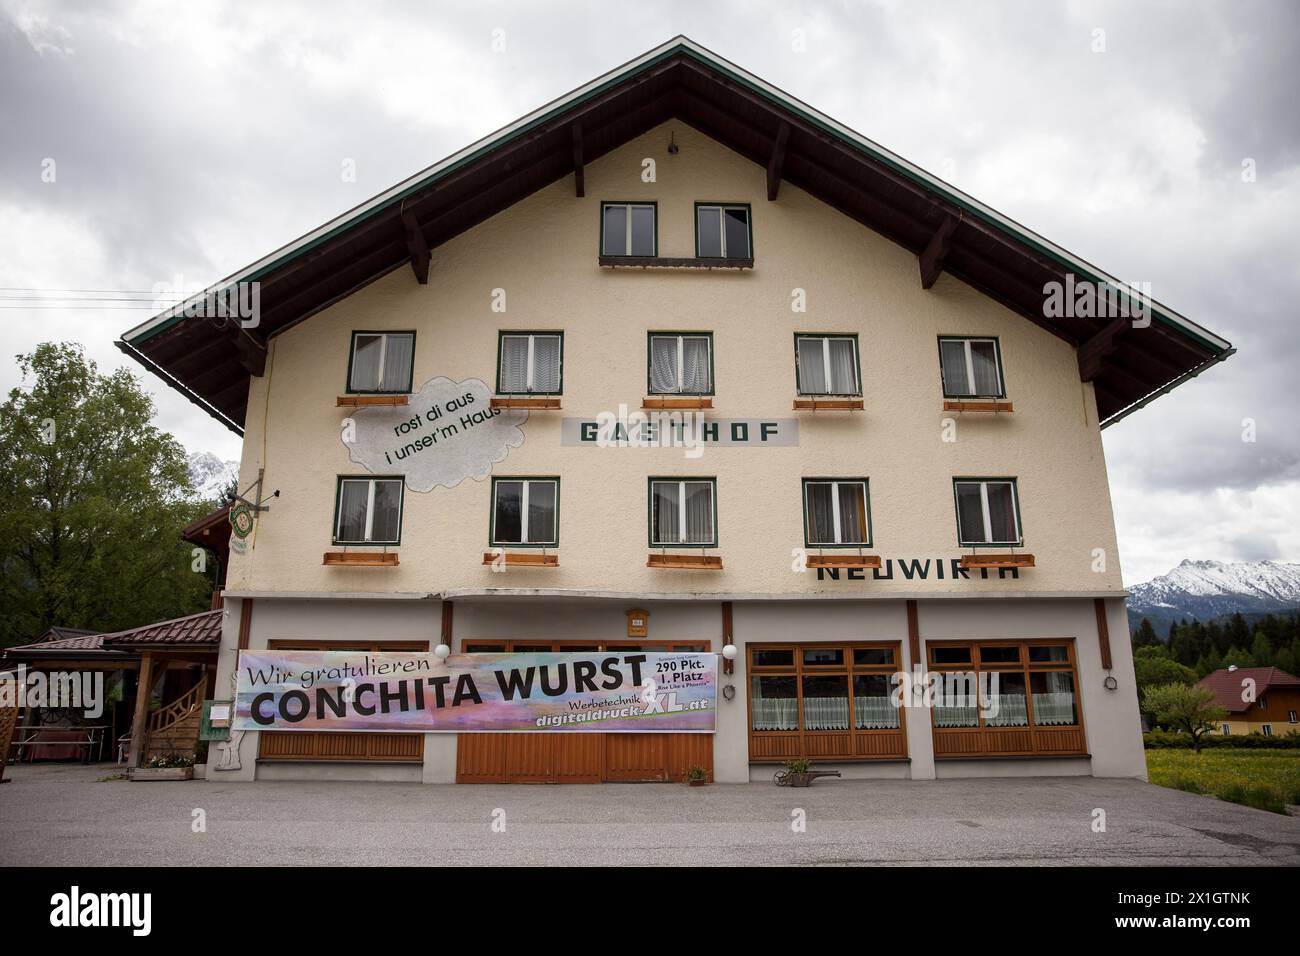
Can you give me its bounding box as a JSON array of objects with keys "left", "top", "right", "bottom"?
[
  {"left": 489, "top": 397, "right": 561, "bottom": 410},
  {"left": 481, "top": 552, "right": 559, "bottom": 567},
  {"left": 323, "top": 551, "right": 400, "bottom": 568},
  {"left": 943, "top": 400, "right": 1014, "bottom": 413},
  {"left": 336, "top": 395, "right": 409, "bottom": 407},
  {"left": 642, "top": 397, "right": 714, "bottom": 410},
  {"left": 646, "top": 554, "right": 723, "bottom": 570},
  {"left": 804, "top": 554, "right": 882, "bottom": 570},
  {"left": 959, "top": 554, "right": 1036, "bottom": 570},
  {"left": 792, "top": 398, "right": 864, "bottom": 411},
  {"left": 129, "top": 766, "right": 194, "bottom": 782}
]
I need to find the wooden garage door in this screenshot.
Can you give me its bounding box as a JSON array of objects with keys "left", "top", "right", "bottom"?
[
  {"left": 257, "top": 640, "right": 427, "bottom": 763},
  {"left": 456, "top": 640, "right": 713, "bottom": 784}
]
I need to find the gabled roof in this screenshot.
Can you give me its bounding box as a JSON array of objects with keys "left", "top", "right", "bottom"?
[
  {"left": 8, "top": 632, "right": 114, "bottom": 654},
  {"left": 31, "top": 626, "right": 101, "bottom": 644},
  {"left": 4, "top": 610, "right": 223, "bottom": 663},
  {"left": 100, "top": 609, "right": 222, "bottom": 649},
  {"left": 119, "top": 36, "right": 1231, "bottom": 434},
  {"left": 1198, "top": 667, "right": 1300, "bottom": 714}
]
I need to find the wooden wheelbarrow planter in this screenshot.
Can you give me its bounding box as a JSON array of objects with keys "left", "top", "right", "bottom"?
[{"left": 774, "top": 768, "right": 842, "bottom": 788}]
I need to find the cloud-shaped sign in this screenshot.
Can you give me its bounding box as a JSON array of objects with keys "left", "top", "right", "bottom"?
[{"left": 344, "top": 377, "right": 526, "bottom": 491}]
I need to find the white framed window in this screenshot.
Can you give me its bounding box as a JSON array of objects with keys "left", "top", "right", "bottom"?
[
  {"left": 1262, "top": 724, "right": 1273, "bottom": 737},
  {"left": 498, "top": 333, "right": 562, "bottom": 394},
  {"left": 1288, "top": 710, "right": 1297, "bottom": 723},
  {"left": 601, "top": 202, "right": 656, "bottom": 256},
  {"left": 696, "top": 204, "right": 751, "bottom": 258},
  {"left": 1221, "top": 724, "right": 1231, "bottom": 735},
  {"left": 804, "top": 479, "right": 871, "bottom": 547},
  {"left": 939, "top": 337, "right": 1004, "bottom": 398},
  {"left": 649, "top": 333, "right": 712, "bottom": 394},
  {"left": 334, "top": 477, "right": 404, "bottom": 545},
  {"left": 491, "top": 478, "right": 558, "bottom": 547},
  {"left": 795, "top": 335, "right": 859, "bottom": 395},
  {"left": 348, "top": 331, "right": 415, "bottom": 393},
  {"left": 650, "top": 479, "right": 716, "bottom": 547},
  {"left": 954, "top": 479, "right": 1022, "bottom": 546}
]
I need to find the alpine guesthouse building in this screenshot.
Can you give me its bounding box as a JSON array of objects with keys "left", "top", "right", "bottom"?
[{"left": 120, "top": 38, "right": 1232, "bottom": 785}]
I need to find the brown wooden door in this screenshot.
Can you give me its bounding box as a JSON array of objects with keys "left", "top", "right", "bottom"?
[{"left": 455, "top": 640, "right": 713, "bottom": 783}]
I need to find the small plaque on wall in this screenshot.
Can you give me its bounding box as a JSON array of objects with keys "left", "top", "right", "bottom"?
[{"left": 626, "top": 608, "right": 649, "bottom": 638}]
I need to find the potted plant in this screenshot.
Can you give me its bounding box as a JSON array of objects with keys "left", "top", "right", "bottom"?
[
  {"left": 781, "top": 758, "right": 812, "bottom": 787},
  {"left": 128, "top": 751, "right": 196, "bottom": 781},
  {"left": 685, "top": 765, "right": 708, "bottom": 787}
]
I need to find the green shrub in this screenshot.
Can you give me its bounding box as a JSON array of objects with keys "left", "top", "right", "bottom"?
[{"left": 1144, "top": 730, "right": 1300, "bottom": 749}]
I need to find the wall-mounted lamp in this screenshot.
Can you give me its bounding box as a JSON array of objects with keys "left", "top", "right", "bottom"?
[
  {"left": 1103, "top": 674, "right": 1118, "bottom": 691},
  {"left": 722, "top": 684, "right": 736, "bottom": 702},
  {"left": 667, "top": 131, "right": 679, "bottom": 155},
  {"left": 434, "top": 643, "right": 451, "bottom": 660},
  {"left": 721, "top": 601, "right": 735, "bottom": 674}
]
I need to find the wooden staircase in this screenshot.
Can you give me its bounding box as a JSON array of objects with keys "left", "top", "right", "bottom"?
[{"left": 143, "top": 676, "right": 207, "bottom": 760}]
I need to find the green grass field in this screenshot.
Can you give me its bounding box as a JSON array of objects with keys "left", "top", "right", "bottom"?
[{"left": 1145, "top": 748, "right": 1300, "bottom": 814}]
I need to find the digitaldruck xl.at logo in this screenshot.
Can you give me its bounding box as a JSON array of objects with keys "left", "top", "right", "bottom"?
[{"left": 49, "top": 886, "right": 151, "bottom": 937}]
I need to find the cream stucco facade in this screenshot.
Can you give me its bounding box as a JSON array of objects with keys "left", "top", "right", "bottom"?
[
  {"left": 226, "top": 123, "right": 1122, "bottom": 599},
  {"left": 207, "top": 121, "right": 1148, "bottom": 785}
]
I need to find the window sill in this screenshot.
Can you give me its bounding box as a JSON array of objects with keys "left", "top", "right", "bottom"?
[
  {"left": 805, "top": 553, "right": 881, "bottom": 570},
  {"left": 598, "top": 255, "right": 754, "bottom": 270},
  {"left": 336, "top": 395, "right": 409, "bottom": 407},
  {"left": 646, "top": 553, "right": 723, "bottom": 570},
  {"left": 642, "top": 396, "right": 713, "bottom": 410},
  {"left": 323, "top": 551, "right": 400, "bottom": 568},
  {"left": 792, "top": 398, "right": 864, "bottom": 411},
  {"left": 959, "top": 553, "right": 1035, "bottom": 569},
  {"left": 490, "top": 397, "right": 561, "bottom": 410},
  {"left": 934, "top": 752, "right": 1090, "bottom": 761},
  {"left": 481, "top": 551, "right": 559, "bottom": 568},
  {"left": 943, "top": 400, "right": 1013, "bottom": 413}
]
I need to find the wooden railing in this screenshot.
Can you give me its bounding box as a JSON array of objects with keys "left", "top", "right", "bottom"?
[{"left": 147, "top": 675, "right": 208, "bottom": 735}]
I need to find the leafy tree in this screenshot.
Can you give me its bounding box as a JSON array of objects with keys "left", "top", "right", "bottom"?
[
  {"left": 1141, "top": 684, "right": 1227, "bottom": 753},
  {"left": 0, "top": 343, "right": 213, "bottom": 646},
  {"left": 1222, "top": 647, "right": 1254, "bottom": 670},
  {"left": 1195, "top": 647, "right": 1223, "bottom": 678},
  {"left": 1133, "top": 651, "right": 1197, "bottom": 696}
]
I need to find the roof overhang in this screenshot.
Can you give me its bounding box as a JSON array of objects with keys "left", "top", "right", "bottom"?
[{"left": 119, "top": 36, "right": 1232, "bottom": 433}]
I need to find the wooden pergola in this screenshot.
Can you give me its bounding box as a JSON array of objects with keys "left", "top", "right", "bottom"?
[{"left": 2, "top": 610, "right": 221, "bottom": 767}]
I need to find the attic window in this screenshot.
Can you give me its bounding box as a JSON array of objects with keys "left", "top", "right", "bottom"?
[
  {"left": 601, "top": 202, "right": 656, "bottom": 257},
  {"left": 696, "top": 204, "right": 751, "bottom": 258},
  {"left": 939, "top": 337, "right": 1004, "bottom": 398},
  {"left": 348, "top": 332, "right": 415, "bottom": 394}
]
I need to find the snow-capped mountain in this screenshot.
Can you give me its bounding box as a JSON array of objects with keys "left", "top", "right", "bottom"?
[
  {"left": 186, "top": 451, "right": 239, "bottom": 502},
  {"left": 1127, "top": 559, "right": 1300, "bottom": 635}
]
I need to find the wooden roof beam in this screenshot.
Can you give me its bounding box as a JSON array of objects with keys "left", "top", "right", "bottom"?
[
  {"left": 766, "top": 121, "right": 789, "bottom": 200},
  {"left": 401, "top": 209, "right": 430, "bottom": 285},
  {"left": 571, "top": 122, "right": 585, "bottom": 197},
  {"left": 919, "top": 216, "right": 958, "bottom": 289},
  {"left": 1077, "top": 317, "right": 1129, "bottom": 381}
]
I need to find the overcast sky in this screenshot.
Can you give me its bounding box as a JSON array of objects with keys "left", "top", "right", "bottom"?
[{"left": 2, "top": 0, "right": 1296, "bottom": 585}]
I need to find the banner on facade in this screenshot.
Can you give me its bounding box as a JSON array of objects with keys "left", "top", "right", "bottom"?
[{"left": 233, "top": 650, "right": 716, "bottom": 733}]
